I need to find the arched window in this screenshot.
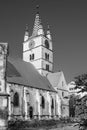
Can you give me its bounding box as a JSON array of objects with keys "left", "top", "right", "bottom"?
[
  {"left": 46, "top": 64, "right": 49, "bottom": 71},
  {"left": 51, "top": 98, "right": 54, "bottom": 109},
  {"left": 45, "top": 53, "right": 49, "bottom": 60},
  {"left": 41, "top": 96, "right": 45, "bottom": 109},
  {"left": 62, "top": 91, "right": 64, "bottom": 97},
  {"left": 32, "top": 54, "right": 34, "bottom": 60},
  {"left": 45, "top": 53, "right": 47, "bottom": 59},
  {"left": 30, "top": 55, "right": 31, "bottom": 60},
  {"left": 13, "top": 92, "right": 19, "bottom": 107},
  {"left": 30, "top": 54, "right": 34, "bottom": 60},
  {"left": 47, "top": 54, "right": 49, "bottom": 60},
  {"left": 45, "top": 40, "right": 49, "bottom": 49}
]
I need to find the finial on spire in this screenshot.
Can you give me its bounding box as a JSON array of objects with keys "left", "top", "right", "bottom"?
[
  {"left": 38, "top": 24, "right": 44, "bottom": 35},
  {"left": 47, "top": 24, "right": 50, "bottom": 33},
  {"left": 36, "top": 5, "right": 39, "bottom": 14},
  {"left": 47, "top": 24, "right": 50, "bottom": 30},
  {"left": 24, "top": 24, "right": 29, "bottom": 42},
  {"left": 32, "top": 5, "right": 44, "bottom": 36},
  {"left": 47, "top": 24, "right": 52, "bottom": 40},
  {"left": 25, "top": 24, "right": 28, "bottom": 32}
]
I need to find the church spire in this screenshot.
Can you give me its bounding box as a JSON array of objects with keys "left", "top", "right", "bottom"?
[
  {"left": 38, "top": 18, "right": 44, "bottom": 35},
  {"left": 32, "top": 5, "right": 44, "bottom": 36},
  {"left": 24, "top": 24, "right": 29, "bottom": 42}
]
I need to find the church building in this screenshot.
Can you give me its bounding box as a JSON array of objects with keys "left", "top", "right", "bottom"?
[{"left": 0, "top": 8, "right": 69, "bottom": 120}]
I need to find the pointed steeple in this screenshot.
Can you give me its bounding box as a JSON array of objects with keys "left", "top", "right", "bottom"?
[
  {"left": 24, "top": 24, "right": 29, "bottom": 42},
  {"left": 46, "top": 25, "right": 52, "bottom": 40},
  {"left": 32, "top": 5, "right": 44, "bottom": 36},
  {"left": 38, "top": 19, "right": 44, "bottom": 35}
]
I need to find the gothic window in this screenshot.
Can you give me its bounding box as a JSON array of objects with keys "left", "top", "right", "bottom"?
[
  {"left": 45, "top": 53, "right": 49, "bottom": 60},
  {"left": 46, "top": 64, "right": 49, "bottom": 71},
  {"left": 30, "top": 55, "right": 31, "bottom": 60},
  {"left": 30, "top": 54, "right": 34, "bottom": 60},
  {"left": 41, "top": 96, "right": 45, "bottom": 109},
  {"left": 13, "top": 92, "right": 19, "bottom": 107},
  {"left": 47, "top": 54, "right": 49, "bottom": 60},
  {"left": 45, "top": 53, "right": 47, "bottom": 60},
  {"left": 62, "top": 91, "right": 64, "bottom": 97},
  {"left": 32, "top": 54, "right": 34, "bottom": 60},
  {"left": 51, "top": 98, "right": 54, "bottom": 109},
  {"left": 45, "top": 40, "right": 49, "bottom": 49}
]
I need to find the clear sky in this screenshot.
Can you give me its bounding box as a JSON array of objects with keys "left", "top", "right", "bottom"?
[{"left": 0, "top": 0, "right": 87, "bottom": 83}]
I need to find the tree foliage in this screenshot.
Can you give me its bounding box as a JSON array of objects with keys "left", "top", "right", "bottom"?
[
  {"left": 74, "top": 73, "right": 87, "bottom": 93},
  {"left": 69, "top": 94, "right": 76, "bottom": 117},
  {"left": 74, "top": 73, "right": 87, "bottom": 121}
]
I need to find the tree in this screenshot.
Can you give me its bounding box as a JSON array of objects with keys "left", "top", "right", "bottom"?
[
  {"left": 74, "top": 73, "right": 87, "bottom": 124},
  {"left": 74, "top": 73, "right": 87, "bottom": 93},
  {"left": 69, "top": 94, "right": 76, "bottom": 117}
]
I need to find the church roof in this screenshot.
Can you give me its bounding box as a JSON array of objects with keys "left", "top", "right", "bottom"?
[
  {"left": 6, "top": 57, "right": 56, "bottom": 92},
  {"left": 32, "top": 12, "right": 40, "bottom": 36},
  {"left": 47, "top": 71, "right": 68, "bottom": 92},
  {"left": 47, "top": 71, "right": 62, "bottom": 87}
]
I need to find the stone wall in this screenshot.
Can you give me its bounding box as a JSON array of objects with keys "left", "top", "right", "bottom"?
[{"left": 7, "top": 83, "right": 60, "bottom": 120}]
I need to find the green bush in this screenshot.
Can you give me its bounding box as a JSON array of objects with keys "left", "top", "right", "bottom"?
[{"left": 8, "top": 118, "right": 61, "bottom": 130}]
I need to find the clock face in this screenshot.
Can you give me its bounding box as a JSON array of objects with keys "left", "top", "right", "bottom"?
[{"left": 29, "top": 40, "right": 35, "bottom": 49}]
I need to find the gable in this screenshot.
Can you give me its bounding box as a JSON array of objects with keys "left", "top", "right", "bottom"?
[
  {"left": 47, "top": 72, "right": 62, "bottom": 87},
  {"left": 47, "top": 71, "right": 68, "bottom": 91}
]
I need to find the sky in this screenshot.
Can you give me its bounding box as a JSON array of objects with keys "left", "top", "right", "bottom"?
[{"left": 0, "top": 0, "right": 87, "bottom": 83}]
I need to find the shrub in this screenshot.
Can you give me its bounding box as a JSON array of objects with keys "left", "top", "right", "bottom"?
[{"left": 8, "top": 118, "right": 61, "bottom": 130}]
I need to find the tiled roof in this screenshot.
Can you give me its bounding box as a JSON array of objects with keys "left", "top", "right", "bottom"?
[
  {"left": 47, "top": 72, "right": 62, "bottom": 87},
  {"left": 6, "top": 57, "right": 56, "bottom": 92}
]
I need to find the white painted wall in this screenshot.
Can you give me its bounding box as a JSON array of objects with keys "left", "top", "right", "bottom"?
[
  {"left": 31, "top": 60, "right": 42, "bottom": 69},
  {"left": 42, "top": 60, "right": 53, "bottom": 71},
  {"left": 23, "top": 34, "right": 53, "bottom": 76},
  {"left": 23, "top": 46, "right": 42, "bottom": 62},
  {"left": 56, "top": 94, "right": 61, "bottom": 117},
  {"left": 6, "top": 82, "right": 62, "bottom": 119},
  {"left": 23, "top": 36, "right": 42, "bottom": 52}
]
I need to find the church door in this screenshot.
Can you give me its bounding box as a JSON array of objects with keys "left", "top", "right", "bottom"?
[{"left": 29, "top": 106, "right": 33, "bottom": 119}]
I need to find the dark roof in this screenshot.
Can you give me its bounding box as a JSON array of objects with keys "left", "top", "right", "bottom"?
[{"left": 6, "top": 57, "right": 56, "bottom": 92}]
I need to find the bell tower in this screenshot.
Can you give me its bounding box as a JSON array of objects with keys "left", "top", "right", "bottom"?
[{"left": 23, "top": 6, "right": 53, "bottom": 76}]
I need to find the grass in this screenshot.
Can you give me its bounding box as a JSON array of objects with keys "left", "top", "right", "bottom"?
[{"left": 8, "top": 118, "right": 75, "bottom": 130}]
